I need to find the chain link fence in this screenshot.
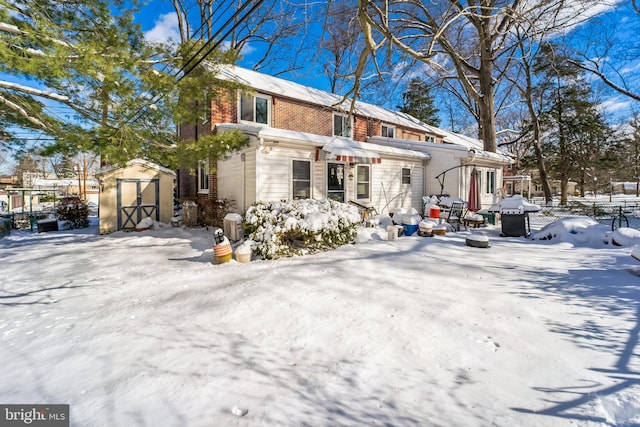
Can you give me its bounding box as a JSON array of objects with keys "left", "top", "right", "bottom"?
[{"left": 527, "top": 198, "right": 640, "bottom": 232}]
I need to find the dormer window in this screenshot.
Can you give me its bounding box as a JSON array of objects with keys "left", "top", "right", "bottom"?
[
  {"left": 239, "top": 93, "right": 271, "bottom": 125},
  {"left": 333, "top": 113, "right": 352, "bottom": 138},
  {"left": 381, "top": 124, "right": 395, "bottom": 138}
]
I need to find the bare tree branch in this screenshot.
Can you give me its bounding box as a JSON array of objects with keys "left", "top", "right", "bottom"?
[{"left": 567, "top": 62, "right": 640, "bottom": 103}]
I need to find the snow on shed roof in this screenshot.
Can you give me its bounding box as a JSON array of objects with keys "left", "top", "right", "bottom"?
[{"left": 96, "top": 158, "right": 175, "bottom": 177}]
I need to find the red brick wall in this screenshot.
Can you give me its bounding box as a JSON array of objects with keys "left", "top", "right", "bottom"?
[
  {"left": 176, "top": 167, "right": 196, "bottom": 201},
  {"left": 211, "top": 88, "right": 236, "bottom": 124},
  {"left": 353, "top": 115, "right": 369, "bottom": 142},
  {"left": 273, "top": 97, "right": 333, "bottom": 136},
  {"left": 179, "top": 86, "right": 438, "bottom": 201}
]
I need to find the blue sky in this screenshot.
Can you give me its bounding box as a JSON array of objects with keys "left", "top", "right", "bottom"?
[
  {"left": 1, "top": 1, "right": 638, "bottom": 174},
  {"left": 135, "top": 0, "right": 640, "bottom": 125}
]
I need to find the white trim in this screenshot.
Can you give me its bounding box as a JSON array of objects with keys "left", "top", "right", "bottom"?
[
  {"left": 291, "top": 158, "right": 312, "bottom": 199},
  {"left": 238, "top": 91, "right": 272, "bottom": 126},
  {"left": 381, "top": 123, "right": 395, "bottom": 138},
  {"left": 355, "top": 164, "right": 371, "bottom": 201},
  {"left": 401, "top": 167, "right": 411, "bottom": 185},
  {"left": 332, "top": 112, "right": 353, "bottom": 138},
  {"left": 197, "top": 160, "right": 209, "bottom": 194}
]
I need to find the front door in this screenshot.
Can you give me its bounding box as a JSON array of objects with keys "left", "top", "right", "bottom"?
[
  {"left": 117, "top": 179, "right": 160, "bottom": 230},
  {"left": 327, "top": 162, "right": 345, "bottom": 202}
]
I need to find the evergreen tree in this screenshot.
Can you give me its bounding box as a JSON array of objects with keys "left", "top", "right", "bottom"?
[
  {"left": 397, "top": 78, "right": 441, "bottom": 126},
  {"left": 0, "top": 0, "right": 248, "bottom": 169}
]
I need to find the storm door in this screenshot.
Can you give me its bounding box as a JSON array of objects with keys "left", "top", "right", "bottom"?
[{"left": 327, "top": 162, "right": 345, "bottom": 202}]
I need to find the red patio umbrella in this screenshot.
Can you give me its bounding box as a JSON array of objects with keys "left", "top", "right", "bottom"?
[{"left": 468, "top": 167, "right": 481, "bottom": 212}]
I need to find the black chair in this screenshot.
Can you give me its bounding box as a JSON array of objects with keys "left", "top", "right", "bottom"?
[{"left": 445, "top": 202, "right": 466, "bottom": 231}]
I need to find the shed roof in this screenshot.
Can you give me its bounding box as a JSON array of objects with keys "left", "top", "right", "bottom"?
[{"left": 96, "top": 159, "right": 175, "bottom": 178}]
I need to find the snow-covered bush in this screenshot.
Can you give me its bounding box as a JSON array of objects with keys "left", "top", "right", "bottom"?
[
  {"left": 56, "top": 197, "right": 89, "bottom": 229},
  {"left": 244, "top": 199, "right": 362, "bottom": 259}
]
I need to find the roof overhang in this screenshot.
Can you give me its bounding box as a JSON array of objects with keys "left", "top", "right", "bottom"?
[{"left": 216, "top": 123, "right": 430, "bottom": 161}]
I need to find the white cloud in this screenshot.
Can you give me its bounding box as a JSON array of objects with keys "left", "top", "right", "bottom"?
[
  {"left": 621, "top": 61, "right": 640, "bottom": 74},
  {"left": 219, "top": 40, "right": 256, "bottom": 57},
  {"left": 599, "top": 96, "right": 633, "bottom": 115},
  {"left": 144, "top": 12, "right": 180, "bottom": 45}
]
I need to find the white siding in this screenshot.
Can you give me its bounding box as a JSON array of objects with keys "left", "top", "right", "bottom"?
[
  {"left": 312, "top": 158, "right": 324, "bottom": 200},
  {"left": 217, "top": 151, "right": 244, "bottom": 210},
  {"left": 244, "top": 150, "right": 257, "bottom": 210},
  {"left": 426, "top": 153, "right": 461, "bottom": 197},
  {"left": 369, "top": 157, "right": 425, "bottom": 215},
  {"left": 256, "top": 145, "right": 316, "bottom": 202}
]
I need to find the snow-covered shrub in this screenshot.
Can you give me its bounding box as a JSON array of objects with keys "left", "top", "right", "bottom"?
[
  {"left": 244, "top": 199, "right": 362, "bottom": 259},
  {"left": 56, "top": 197, "right": 89, "bottom": 229}
]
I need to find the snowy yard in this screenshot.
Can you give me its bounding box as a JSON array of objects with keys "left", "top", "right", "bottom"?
[{"left": 1, "top": 217, "right": 640, "bottom": 426}]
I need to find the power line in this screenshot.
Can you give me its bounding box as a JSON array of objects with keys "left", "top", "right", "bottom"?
[{"left": 121, "top": 0, "right": 265, "bottom": 130}]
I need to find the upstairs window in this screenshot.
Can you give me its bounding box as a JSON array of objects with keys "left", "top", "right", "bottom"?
[
  {"left": 240, "top": 93, "right": 270, "bottom": 125},
  {"left": 333, "top": 113, "right": 352, "bottom": 138},
  {"left": 381, "top": 124, "right": 395, "bottom": 138}
]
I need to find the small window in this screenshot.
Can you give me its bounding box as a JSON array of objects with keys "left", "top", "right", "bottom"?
[
  {"left": 402, "top": 167, "right": 411, "bottom": 185},
  {"left": 333, "top": 113, "right": 352, "bottom": 137},
  {"left": 200, "top": 89, "right": 211, "bottom": 124},
  {"left": 292, "top": 160, "right": 311, "bottom": 199},
  {"left": 425, "top": 135, "right": 435, "bottom": 143},
  {"left": 356, "top": 165, "right": 370, "bottom": 200},
  {"left": 240, "top": 93, "right": 271, "bottom": 125},
  {"left": 198, "top": 161, "right": 209, "bottom": 193},
  {"left": 381, "top": 124, "right": 395, "bottom": 138},
  {"left": 485, "top": 170, "right": 496, "bottom": 194}
]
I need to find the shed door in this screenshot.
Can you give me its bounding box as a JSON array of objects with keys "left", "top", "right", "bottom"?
[{"left": 117, "top": 179, "right": 160, "bottom": 230}]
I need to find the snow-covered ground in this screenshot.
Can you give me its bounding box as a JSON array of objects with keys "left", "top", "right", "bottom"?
[{"left": 2, "top": 216, "right": 640, "bottom": 426}]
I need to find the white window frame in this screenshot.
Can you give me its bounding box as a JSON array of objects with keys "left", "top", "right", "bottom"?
[
  {"left": 198, "top": 160, "right": 210, "bottom": 194},
  {"left": 381, "top": 124, "right": 395, "bottom": 138},
  {"left": 356, "top": 164, "right": 371, "bottom": 201},
  {"left": 401, "top": 167, "right": 411, "bottom": 185},
  {"left": 485, "top": 170, "right": 496, "bottom": 194},
  {"left": 292, "top": 159, "right": 312, "bottom": 200},
  {"left": 333, "top": 113, "right": 353, "bottom": 138},
  {"left": 425, "top": 135, "right": 436, "bottom": 143},
  {"left": 239, "top": 92, "right": 271, "bottom": 125}
]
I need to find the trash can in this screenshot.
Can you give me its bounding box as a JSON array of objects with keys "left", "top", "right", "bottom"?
[{"left": 500, "top": 211, "right": 530, "bottom": 237}]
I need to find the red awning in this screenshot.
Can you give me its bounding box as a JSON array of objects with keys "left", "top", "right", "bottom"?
[{"left": 321, "top": 143, "right": 381, "bottom": 164}]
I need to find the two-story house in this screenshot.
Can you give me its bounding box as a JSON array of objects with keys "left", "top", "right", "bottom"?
[{"left": 177, "top": 65, "right": 512, "bottom": 215}]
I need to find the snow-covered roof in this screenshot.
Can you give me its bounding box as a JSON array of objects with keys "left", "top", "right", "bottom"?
[
  {"left": 213, "top": 65, "right": 433, "bottom": 134},
  {"left": 216, "top": 123, "right": 430, "bottom": 160},
  {"left": 32, "top": 178, "right": 99, "bottom": 188},
  {"left": 212, "top": 64, "right": 513, "bottom": 162},
  {"left": 96, "top": 158, "right": 175, "bottom": 177},
  {"left": 368, "top": 135, "right": 513, "bottom": 165}
]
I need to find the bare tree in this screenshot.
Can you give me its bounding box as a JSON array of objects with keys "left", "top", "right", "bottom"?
[
  {"left": 353, "top": 0, "right": 600, "bottom": 153},
  {"left": 567, "top": 2, "right": 640, "bottom": 103}
]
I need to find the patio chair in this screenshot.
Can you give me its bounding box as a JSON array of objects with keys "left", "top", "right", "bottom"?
[{"left": 444, "top": 201, "right": 466, "bottom": 231}]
